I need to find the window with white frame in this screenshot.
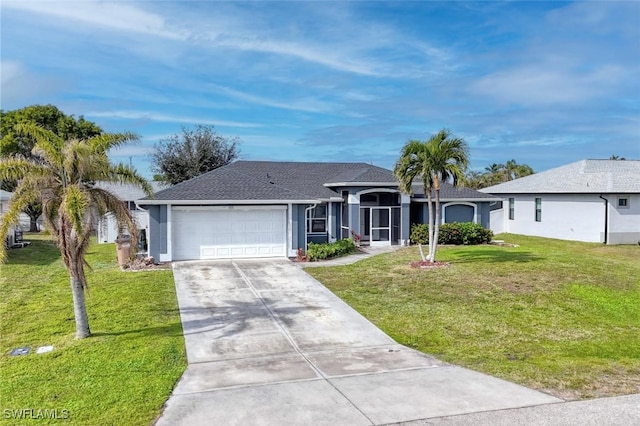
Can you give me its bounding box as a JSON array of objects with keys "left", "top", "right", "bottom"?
[
  {"left": 508, "top": 198, "right": 515, "bottom": 220},
  {"left": 307, "top": 205, "right": 327, "bottom": 233},
  {"left": 617, "top": 197, "right": 629, "bottom": 209}
]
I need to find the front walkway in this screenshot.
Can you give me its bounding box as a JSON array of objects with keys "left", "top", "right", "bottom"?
[
  {"left": 156, "top": 258, "right": 559, "bottom": 425},
  {"left": 302, "top": 244, "right": 402, "bottom": 267}
]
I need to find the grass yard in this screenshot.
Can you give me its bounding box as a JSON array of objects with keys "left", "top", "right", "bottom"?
[
  {"left": 306, "top": 234, "right": 640, "bottom": 400},
  {"left": 0, "top": 234, "right": 186, "bottom": 425}
]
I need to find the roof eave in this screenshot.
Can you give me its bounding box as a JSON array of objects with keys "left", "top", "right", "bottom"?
[
  {"left": 411, "top": 197, "right": 502, "bottom": 202},
  {"left": 323, "top": 182, "right": 399, "bottom": 187},
  {"left": 137, "top": 198, "right": 323, "bottom": 205}
]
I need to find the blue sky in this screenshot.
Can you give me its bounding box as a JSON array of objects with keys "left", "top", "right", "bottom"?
[{"left": 1, "top": 1, "right": 638, "bottom": 178}]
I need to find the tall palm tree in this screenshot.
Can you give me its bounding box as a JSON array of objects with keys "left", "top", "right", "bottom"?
[
  {"left": 395, "top": 140, "right": 435, "bottom": 261},
  {"left": 0, "top": 122, "right": 152, "bottom": 338},
  {"left": 425, "top": 130, "right": 469, "bottom": 261},
  {"left": 395, "top": 129, "right": 469, "bottom": 262}
]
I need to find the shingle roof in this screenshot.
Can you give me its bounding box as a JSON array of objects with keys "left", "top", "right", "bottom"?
[
  {"left": 480, "top": 159, "right": 640, "bottom": 194},
  {"left": 94, "top": 181, "right": 169, "bottom": 201},
  {"left": 411, "top": 182, "right": 500, "bottom": 200},
  {"left": 142, "top": 160, "right": 496, "bottom": 203},
  {"left": 147, "top": 161, "right": 397, "bottom": 202}
]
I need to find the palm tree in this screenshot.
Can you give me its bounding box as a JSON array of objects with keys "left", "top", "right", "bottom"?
[
  {"left": 425, "top": 130, "right": 469, "bottom": 261},
  {"left": 395, "top": 140, "right": 435, "bottom": 262},
  {"left": 0, "top": 122, "right": 152, "bottom": 338},
  {"left": 504, "top": 159, "right": 534, "bottom": 181},
  {"left": 395, "top": 129, "right": 469, "bottom": 262}
]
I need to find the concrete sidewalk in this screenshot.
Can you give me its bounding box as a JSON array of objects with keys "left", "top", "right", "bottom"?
[
  {"left": 155, "top": 259, "right": 561, "bottom": 425},
  {"left": 401, "top": 393, "right": 640, "bottom": 425}
]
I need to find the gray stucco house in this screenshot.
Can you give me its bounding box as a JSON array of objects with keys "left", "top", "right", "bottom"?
[{"left": 138, "top": 161, "right": 497, "bottom": 261}]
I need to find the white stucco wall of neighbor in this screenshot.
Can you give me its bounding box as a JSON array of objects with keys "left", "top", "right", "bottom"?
[
  {"left": 502, "top": 194, "right": 606, "bottom": 243},
  {"left": 609, "top": 194, "right": 640, "bottom": 244},
  {"left": 490, "top": 208, "right": 504, "bottom": 235}
]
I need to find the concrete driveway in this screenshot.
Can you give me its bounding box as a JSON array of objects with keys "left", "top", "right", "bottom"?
[{"left": 156, "top": 259, "right": 560, "bottom": 425}]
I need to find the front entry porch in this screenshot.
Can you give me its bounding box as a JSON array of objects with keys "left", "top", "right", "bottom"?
[{"left": 359, "top": 206, "right": 401, "bottom": 246}]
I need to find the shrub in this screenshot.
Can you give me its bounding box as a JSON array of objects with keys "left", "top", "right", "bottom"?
[
  {"left": 410, "top": 223, "right": 429, "bottom": 245},
  {"left": 410, "top": 222, "right": 493, "bottom": 246},
  {"left": 307, "top": 239, "right": 357, "bottom": 261}
]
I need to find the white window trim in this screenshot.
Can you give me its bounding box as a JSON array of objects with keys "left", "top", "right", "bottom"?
[
  {"left": 617, "top": 197, "right": 630, "bottom": 209},
  {"left": 441, "top": 202, "right": 478, "bottom": 224},
  {"left": 307, "top": 205, "right": 328, "bottom": 234}
]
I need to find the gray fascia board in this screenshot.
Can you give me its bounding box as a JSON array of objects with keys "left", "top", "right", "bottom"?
[
  {"left": 137, "top": 198, "right": 322, "bottom": 205},
  {"left": 411, "top": 197, "right": 503, "bottom": 202},
  {"left": 323, "top": 182, "right": 399, "bottom": 187}
]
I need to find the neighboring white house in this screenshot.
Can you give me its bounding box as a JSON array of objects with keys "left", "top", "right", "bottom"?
[
  {"left": 95, "top": 181, "right": 168, "bottom": 244},
  {"left": 1, "top": 189, "right": 21, "bottom": 247},
  {"left": 0, "top": 189, "right": 11, "bottom": 217},
  {"left": 481, "top": 159, "right": 640, "bottom": 245}
]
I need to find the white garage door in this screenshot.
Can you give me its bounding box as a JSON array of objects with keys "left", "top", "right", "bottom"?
[{"left": 172, "top": 206, "right": 287, "bottom": 260}]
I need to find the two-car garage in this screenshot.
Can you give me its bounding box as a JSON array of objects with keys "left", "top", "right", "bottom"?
[{"left": 171, "top": 206, "right": 287, "bottom": 261}]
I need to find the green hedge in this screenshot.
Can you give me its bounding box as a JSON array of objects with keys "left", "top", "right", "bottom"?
[
  {"left": 307, "top": 239, "right": 357, "bottom": 261},
  {"left": 410, "top": 222, "right": 493, "bottom": 245}
]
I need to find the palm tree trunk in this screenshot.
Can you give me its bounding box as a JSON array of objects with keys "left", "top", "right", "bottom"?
[
  {"left": 426, "top": 192, "right": 434, "bottom": 261},
  {"left": 417, "top": 243, "right": 426, "bottom": 262},
  {"left": 431, "top": 183, "right": 441, "bottom": 262},
  {"left": 69, "top": 263, "right": 91, "bottom": 339}
]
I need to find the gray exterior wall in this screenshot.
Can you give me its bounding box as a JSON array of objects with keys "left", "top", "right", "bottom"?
[
  {"left": 146, "top": 205, "right": 167, "bottom": 261},
  {"left": 401, "top": 201, "right": 411, "bottom": 242},
  {"left": 349, "top": 203, "right": 360, "bottom": 238},
  {"left": 411, "top": 201, "right": 492, "bottom": 229},
  {"left": 296, "top": 204, "right": 306, "bottom": 251},
  {"left": 331, "top": 202, "right": 341, "bottom": 240},
  {"left": 479, "top": 202, "right": 490, "bottom": 228},
  {"left": 291, "top": 204, "right": 300, "bottom": 252}
]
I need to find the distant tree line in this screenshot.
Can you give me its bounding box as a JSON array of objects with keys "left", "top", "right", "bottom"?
[{"left": 463, "top": 159, "right": 534, "bottom": 189}]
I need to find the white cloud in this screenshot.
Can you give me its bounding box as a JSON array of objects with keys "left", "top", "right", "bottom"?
[
  {"left": 471, "top": 63, "right": 629, "bottom": 106},
  {"left": 85, "top": 110, "right": 261, "bottom": 128},
  {"left": 2, "top": 0, "right": 186, "bottom": 40},
  {"left": 0, "top": 60, "right": 67, "bottom": 107},
  {"left": 205, "top": 84, "right": 335, "bottom": 114}
]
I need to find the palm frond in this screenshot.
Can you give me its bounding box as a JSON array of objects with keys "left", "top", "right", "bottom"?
[
  {"left": 15, "top": 122, "right": 64, "bottom": 168},
  {"left": 88, "top": 132, "right": 139, "bottom": 154}
]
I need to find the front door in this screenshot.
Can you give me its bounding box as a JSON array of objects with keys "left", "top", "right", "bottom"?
[
  {"left": 360, "top": 207, "right": 392, "bottom": 246},
  {"left": 370, "top": 207, "right": 391, "bottom": 246}
]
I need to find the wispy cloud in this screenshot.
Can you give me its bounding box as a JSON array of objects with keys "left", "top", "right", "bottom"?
[
  {"left": 85, "top": 111, "right": 261, "bottom": 128},
  {"left": 207, "top": 84, "right": 336, "bottom": 114},
  {"left": 2, "top": 0, "right": 186, "bottom": 40},
  {"left": 471, "top": 63, "right": 630, "bottom": 105},
  {"left": 0, "top": 60, "right": 67, "bottom": 106}
]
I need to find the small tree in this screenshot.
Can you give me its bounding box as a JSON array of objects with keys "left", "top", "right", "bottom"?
[
  {"left": 0, "top": 122, "right": 152, "bottom": 339},
  {"left": 152, "top": 125, "right": 240, "bottom": 185},
  {"left": 0, "top": 105, "right": 102, "bottom": 231}
]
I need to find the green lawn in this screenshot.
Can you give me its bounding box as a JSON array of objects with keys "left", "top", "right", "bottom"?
[
  {"left": 307, "top": 234, "right": 640, "bottom": 400},
  {"left": 0, "top": 234, "right": 186, "bottom": 425}
]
